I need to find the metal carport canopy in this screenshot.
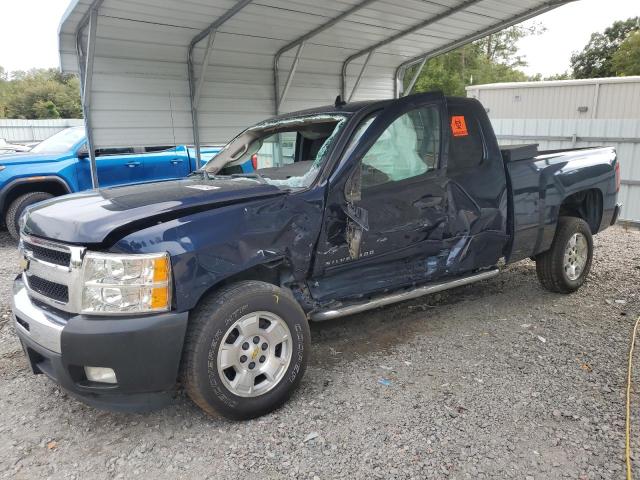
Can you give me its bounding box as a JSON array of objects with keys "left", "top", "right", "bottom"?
[{"left": 59, "top": 0, "right": 575, "bottom": 185}]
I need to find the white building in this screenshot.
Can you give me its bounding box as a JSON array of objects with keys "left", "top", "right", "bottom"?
[{"left": 467, "top": 77, "right": 640, "bottom": 222}]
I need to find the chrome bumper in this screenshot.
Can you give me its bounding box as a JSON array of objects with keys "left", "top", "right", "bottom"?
[
  {"left": 11, "top": 275, "right": 189, "bottom": 412},
  {"left": 12, "top": 278, "right": 65, "bottom": 354}
]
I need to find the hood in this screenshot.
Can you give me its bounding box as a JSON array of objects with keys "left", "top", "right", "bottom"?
[
  {"left": 0, "top": 151, "right": 69, "bottom": 165},
  {"left": 24, "top": 177, "right": 284, "bottom": 245}
]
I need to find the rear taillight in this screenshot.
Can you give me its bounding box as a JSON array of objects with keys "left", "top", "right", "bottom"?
[
  {"left": 251, "top": 153, "right": 258, "bottom": 171},
  {"left": 615, "top": 161, "right": 621, "bottom": 192}
]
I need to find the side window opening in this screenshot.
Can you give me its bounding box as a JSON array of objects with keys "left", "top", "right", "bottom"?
[
  {"left": 360, "top": 106, "right": 441, "bottom": 189},
  {"left": 209, "top": 115, "right": 348, "bottom": 190},
  {"left": 144, "top": 146, "right": 176, "bottom": 153},
  {"left": 95, "top": 147, "right": 135, "bottom": 157},
  {"left": 447, "top": 108, "right": 486, "bottom": 173}
]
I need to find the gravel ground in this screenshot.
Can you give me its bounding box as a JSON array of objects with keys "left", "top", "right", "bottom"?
[{"left": 0, "top": 225, "right": 639, "bottom": 479}]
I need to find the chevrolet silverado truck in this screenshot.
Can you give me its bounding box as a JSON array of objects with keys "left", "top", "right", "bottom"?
[
  {"left": 0, "top": 126, "right": 220, "bottom": 239},
  {"left": 12, "top": 93, "right": 621, "bottom": 420}
]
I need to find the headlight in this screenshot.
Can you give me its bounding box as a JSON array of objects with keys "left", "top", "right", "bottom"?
[{"left": 81, "top": 252, "right": 171, "bottom": 314}]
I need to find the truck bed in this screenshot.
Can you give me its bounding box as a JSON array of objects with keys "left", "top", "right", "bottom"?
[{"left": 504, "top": 145, "right": 618, "bottom": 263}]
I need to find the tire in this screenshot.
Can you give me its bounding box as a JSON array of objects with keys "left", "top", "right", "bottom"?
[
  {"left": 181, "top": 280, "right": 310, "bottom": 420},
  {"left": 5, "top": 192, "right": 54, "bottom": 240},
  {"left": 535, "top": 216, "right": 593, "bottom": 293}
]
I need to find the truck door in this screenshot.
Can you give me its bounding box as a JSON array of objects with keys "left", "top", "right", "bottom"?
[
  {"left": 75, "top": 146, "right": 146, "bottom": 188},
  {"left": 95, "top": 147, "right": 147, "bottom": 187},
  {"left": 310, "top": 94, "right": 450, "bottom": 302},
  {"left": 442, "top": 98, "right": 509, "bottom": 273},
  {"left": 141, "top": 145, "right": 190, "bottom": 181}
]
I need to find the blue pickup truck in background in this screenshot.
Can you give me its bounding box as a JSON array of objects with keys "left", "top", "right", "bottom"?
[{"left": 0, "top": 126, "right": 220, "bottom": 239}]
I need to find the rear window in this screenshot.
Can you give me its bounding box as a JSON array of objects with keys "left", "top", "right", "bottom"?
[
  {"left": 144, "top": 146, "right": 176, "bottom": 153},
  {"left": 447, "top": 108, "right": 485, "bottom": 173},
  {"left": 95, "top": 147, "right": 135, "bottom": 157}
]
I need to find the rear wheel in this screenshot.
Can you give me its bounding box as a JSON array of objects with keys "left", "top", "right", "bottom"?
[
  {"left": 535, "top": 216, "right": 593, "bottom": 293},
  {"left": 181, "top": 281, "right": 310, "bottom": 420},
  {"left": 5, "top": 192, "right": 54, "bottom": 240}
]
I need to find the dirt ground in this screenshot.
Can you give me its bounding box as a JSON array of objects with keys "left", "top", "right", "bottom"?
[{"left": 0, "top": 225, "right": 639, "bottom": 479}]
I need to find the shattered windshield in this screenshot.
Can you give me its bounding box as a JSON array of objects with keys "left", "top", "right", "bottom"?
[{"left": 204, "top": 114, "right": 348, "bottom": 189}]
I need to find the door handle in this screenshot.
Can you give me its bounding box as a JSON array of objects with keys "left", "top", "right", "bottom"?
[
  {"left": 126, "top": 161, "right": 141, "bottom": 168},
  {"left": 170, "top": 159, "right": 184, "bottom": 165}
]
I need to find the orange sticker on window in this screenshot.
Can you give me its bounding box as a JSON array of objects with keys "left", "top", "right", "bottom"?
[{"left": 450, "top": 115, "right": 468, "bottom": 137}]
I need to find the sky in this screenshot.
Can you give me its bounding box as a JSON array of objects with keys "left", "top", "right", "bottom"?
[
  {"left": 517, "top": 0, "right": 639, "bottom": 76},
  {"left": 0, "top": 0, "right": 638, "bottom": 77}
]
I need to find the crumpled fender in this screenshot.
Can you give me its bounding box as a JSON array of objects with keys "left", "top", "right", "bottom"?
[{"left": 112, "top": 189, "right": 325, "bottom": 312}]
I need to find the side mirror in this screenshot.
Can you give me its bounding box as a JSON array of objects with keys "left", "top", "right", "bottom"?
[{"left": 77, "top": 147, "right": 89, "bottom": 159}]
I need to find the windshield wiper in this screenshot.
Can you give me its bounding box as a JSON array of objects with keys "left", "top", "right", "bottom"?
[
  {"left": 230, "top": 172, "right": 267, "bottom": 184},
  {"left": 188, "top": 170, "right": 225, "bottom": 181},
  {"left": 188, "top": 170, "right": 268, "bottom": 184}
]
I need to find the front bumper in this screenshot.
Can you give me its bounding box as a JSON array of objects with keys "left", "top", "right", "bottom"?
[{"left": 11, "top": 276, "right": 189, "bottom": 411}]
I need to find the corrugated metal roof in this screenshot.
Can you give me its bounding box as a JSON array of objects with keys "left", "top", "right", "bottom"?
[{"left": 59, "top": 0, "right": 576, "bottom": 150}]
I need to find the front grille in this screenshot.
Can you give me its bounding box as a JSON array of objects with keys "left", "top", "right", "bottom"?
[
  {"left": 23, "top": 242, "right": 71, "bottom": 267},
  {"left": 27, "top": 276, "right": 69, "bottom": 303},
  {"left": 20, "top": 235, "right": 85, "bottom": 313}
]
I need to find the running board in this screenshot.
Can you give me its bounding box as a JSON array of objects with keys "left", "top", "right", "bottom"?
[{"left": 310, "top": 268, "right": 500, "bottom": 322}]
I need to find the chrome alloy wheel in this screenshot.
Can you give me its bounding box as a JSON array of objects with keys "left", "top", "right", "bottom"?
[
  {"left": 216, "top": 311, "right": 292, "bottom": 398},
  {"left": 563, "top": 232, "right": 589, "bottom": 281}
]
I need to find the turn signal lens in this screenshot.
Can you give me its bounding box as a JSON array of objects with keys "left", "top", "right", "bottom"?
[
  {"left": 151, "top": 286, "right": 169, "bottom": 310},
  {"left": 152, "top": 257, "right": 169, "bottom": 283}
]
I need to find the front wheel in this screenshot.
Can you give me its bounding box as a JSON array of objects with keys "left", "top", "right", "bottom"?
[
  {"left": 5, "top": 191, "right": 53, "bottom": 240},
  {"left": 181, "top": 281, "right": 310, "bottom": 420},
  {"left": 536, "top": 216, "right": 593, "bottom": 293}
]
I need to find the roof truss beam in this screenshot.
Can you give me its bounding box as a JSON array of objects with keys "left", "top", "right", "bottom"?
[
  {"left": 348, "top": 50, "right": 374, "bottom": 102},
  {"left": 75, "top": 0, "right": 104, "bottom": 189},
  {"left": 341, "top": 0, "right": 484, "bottom": 98},
  {"left": 193, "top": 30, "right": 217, "bottom": 109},
  {"left": 187, "top": 0, "right": 255, "bottom": 166},
  {"left": 273, "top": 0, "right": 380, "bottom": 114},
  {"left": 396, "top": 1, "right": 577, "bottom": 97},
  {"left": 277, "top": 42, "right": 305, "bottom": 113}
]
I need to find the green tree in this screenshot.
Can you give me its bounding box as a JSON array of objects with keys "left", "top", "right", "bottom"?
[
  {"left": 408, "top": 24, "right": 539, "bottom": 96},
  {"left": 611, "top": 31, "right": 640, "bottom": 76},
  {"left": 570, "top": 17, "right": 640, "bottom": 78},
  {"left": 0, "top": 67, "right": 82, "bottom": 119},
  {"left": 543, "top": 72, "right": 573, "bottom": 81}
]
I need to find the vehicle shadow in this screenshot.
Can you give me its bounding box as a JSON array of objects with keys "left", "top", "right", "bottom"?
[{"left": 307, "top": 262, "right": 538, "bottom": 368}]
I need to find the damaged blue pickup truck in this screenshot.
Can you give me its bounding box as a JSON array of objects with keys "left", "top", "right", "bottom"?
[{"left": 12, "top": 92, "right": 621, "bottom": 419}]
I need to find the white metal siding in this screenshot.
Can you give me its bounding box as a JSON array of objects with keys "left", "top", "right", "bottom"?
[
  {"left": 0, "top": 119, "right": 84, "bottom": 143},
  {"left": 596, "top": 82, "right": 640, "bottom": 119},
  {"left": 467, "top": 77, "right": 640, "bottom": 119}
]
